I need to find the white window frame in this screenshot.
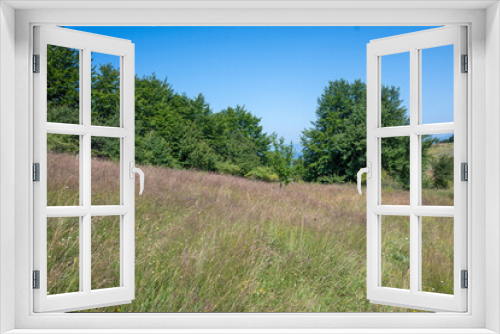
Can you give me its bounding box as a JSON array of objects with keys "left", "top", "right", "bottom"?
[{"left": 1, "top": 1, "right": 499, "bottom": 333}]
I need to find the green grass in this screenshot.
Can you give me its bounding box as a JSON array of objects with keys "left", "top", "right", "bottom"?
[
  {"left": 428, "top": 143, "right": 453, "bottom": 158},
  {"left": 47, "top": 152, "right": 454, "bottom": 312}
]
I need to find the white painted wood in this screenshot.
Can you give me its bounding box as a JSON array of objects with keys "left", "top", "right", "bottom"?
[
  {"left": 372, "top": 123, "right": 455, "bottom": 138},
  {"left": 33, "top": 26, "right": 135, "bottom": 313},
  {"left": 0, "top": 2, "right": 17, "bottom": 333},
  {"left": 372, "top": 205, "right": 455, "bottom": 217},
  {"left": 46, "top": 123, "right": 130, "bottom": 138},
  {"left": 485, "top": 3, "right": 500, "bottom": 332},
  {"left": 1, "top": 330, "right": 498, "bottom": 334},
  {"left": 3, "top": 0, "right": 497, "bottom": 10},
  {"left": 409, "top": 46, "right": 419, "bottom": 298},
  {"left": 366, "top": 26, "right": 467, "bottom": 312}
]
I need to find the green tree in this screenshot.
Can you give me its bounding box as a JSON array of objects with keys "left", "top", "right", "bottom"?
[
  {"left": 432, "top": 155, "right": 454, "bottom": 188},
  {"left": 92, "top": 63, "right": 121, "bottom": 127},
  {"left": 266, "top": 133, "right": 295, "bottom": 186},
  {"left": 291, "top": 157, "right": 307, "bottom": 182},
  {"left": 178, "top": 130, "right": 218, "bottom": 171},
  {"left": 136, "top": 130, "right": 179, "bottom": 168},
  {"left": 301, "top": 79, "right": 422, "bottom": 187},
  {"left": 47, "top": 45, "right": 80, "bottom": 114},
  {"left": 46, "top": 45, "right": 80, "bottom": 152},
  {"left": 210, "top": 105, "right": 271, "bottom": 174},
  {"left": 214, "top": 105, "right": 270, "bottom": 159}
]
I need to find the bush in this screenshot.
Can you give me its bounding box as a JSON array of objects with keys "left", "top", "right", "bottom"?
[
  {"left": 47, "top": 133, "right": 79, "bottom": 154},
  {"left": 381, "top": 169, "right": 405, "bottom": 190},
  {"left": 245, "top": 167, "right": 279, "bottom": 182},
  {"left": 432, "top": 155, "right": 454, "bottom": 188},
  {"left": 317, "top": 174, "right": 346, "bottom": 184},
  {"left": 136, "top": 131, "right": 180, "bottom": 169},
  {"left": 179, "top": 135, "right": 218, "bottom": 171},
  {"left": 216, "top": 161, "right": 242, "bottom": 176}
]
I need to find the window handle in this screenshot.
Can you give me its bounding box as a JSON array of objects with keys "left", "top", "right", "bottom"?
[
  {"left": 129, "top": 162, "right": 145, "bottom": 195},
  {"left": 357, "top": 162, "right": 371, "bottom": 195}
]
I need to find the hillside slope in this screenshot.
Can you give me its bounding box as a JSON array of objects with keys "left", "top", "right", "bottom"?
[{"left": 47, "top": 153, "right": 452, "bottom": 312}]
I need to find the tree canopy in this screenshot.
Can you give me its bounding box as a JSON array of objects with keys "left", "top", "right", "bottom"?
[{"left": 301, "top": 79, "right": 432, "bottom": 188}]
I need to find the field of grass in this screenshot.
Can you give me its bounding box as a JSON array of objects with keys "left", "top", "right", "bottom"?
[{"left": 47, "top": 152, "right": 453, "bottom": 312}]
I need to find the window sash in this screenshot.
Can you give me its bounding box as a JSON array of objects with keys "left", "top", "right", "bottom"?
[
  {"left": 33, "top": 26, "right": 136, "bottom": 313},
  {"left": 366, "top": 26, "right": 468, "bottom": 312}
]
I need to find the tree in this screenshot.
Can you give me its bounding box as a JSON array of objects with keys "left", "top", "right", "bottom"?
[
  {"left": 214, "top": 105, "right": 270, "bottom": 159},
  {"left": 178, "top": 129, "right": 218, "bottom": 171},
  {"left": 92, "top": 63, "right": 121, "bottom": 127},
  {"left": 47, "top": 45, "right": 80, "bottom": 116},
  {"left": 266, "top": 133, "right": 295, "bottom": 186},
  {"left": 301, "top": 79, "right": 368, "bottom": 182},
  {"left": 210, "top": 105, "right": 271, "bottom": 174},
  {"left": 432, "top": 155, "right": 454, "bottom": 188},
  {"left": 301, "top": 79, "right": 422, "bottom": 187}
]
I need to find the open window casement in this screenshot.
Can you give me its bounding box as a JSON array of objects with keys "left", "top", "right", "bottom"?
[
  {"left": 363, "top": 26, "right": 467, "bottom": 312},
  {"left": 33, "top": 26, "right": 140, "bottom": 312}
]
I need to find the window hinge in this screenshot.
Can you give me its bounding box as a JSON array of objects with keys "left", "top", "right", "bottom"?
[
  {"left": 33, "top": 54, "right": 40, "bottom": 73},
  {"left": 33, "top": 163, "right": 40, "bottom": 182},
  {"left": 33, "top": 270, "right": 40, "bottom": 289},
  {"left": 461, "top": 270, "right": 468, "bottom": 289},
  {"left": 461, "top": 162, "right": 468, "bottom": 182},
  {"left": 461, "top": 54, "right": 468, "bottom": 73}
]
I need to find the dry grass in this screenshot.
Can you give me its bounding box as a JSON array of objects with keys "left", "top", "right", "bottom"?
[{"left": 46, "top": 152, "right": 453, "bottom": 312}]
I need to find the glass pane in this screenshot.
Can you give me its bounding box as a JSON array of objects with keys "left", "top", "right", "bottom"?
[
  {"left": 422, "top": 133, "right": 454, "bottom": 206},
  {"left": 380, "top": 52, "right": 410, "bottom": 127},
  {"left": 92, "top": 52, "right": 121, "bottom": 127},
  {"left": 381, "top": 215, "right": 410, "bottom": 290},
  {"left": 47, "top": 134, "right": 80, "bottom": 206},
  {"left": 91, "top": 216, "right": 120, "bottom": 290},
  {"left": 47, "top": 45, "right": 80, "bottom": 124},
  {"left": 381, "top": 137, "right": 410, "bottom": 205},
  {"left": 47, "top": 217, "right": 80, "bottom": 295},
  {"left": 91, "top": 137, "right": 121, "bottom": 205},
  {"left": 421, "top": 45, "right": 454, "bottom": 124},
  {"left": 421, "top": 217, "right": 454, "bottom": 294}
]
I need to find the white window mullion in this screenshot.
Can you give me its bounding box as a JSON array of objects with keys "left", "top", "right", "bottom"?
[
  {"left": 81, "top": 47, "right": 92, "bottom": 295},
  {"left": 122, "top": 49, "right": 135, "bottom": 292},
  {"left": 453, "top": 26, "right": 468, "bottom": 306},
  {"left": 33, "top": 28, "right": 49, "bottom": 301},
  {"left": 366, "top": 45, "right": 379, "bottom": 298},
  {"left": 416, "top": 48, "right": 423, "bottom": 296},
  {"left": 409, "top": 214, "right": 419, "bottom": 294},
  {"left": 409, "top": 47, "right": 420, "bottom": 295}
]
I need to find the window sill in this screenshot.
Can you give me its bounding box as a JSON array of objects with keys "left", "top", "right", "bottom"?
[{"left": 4, "top": 329, "right": 498, "bottom": 334}]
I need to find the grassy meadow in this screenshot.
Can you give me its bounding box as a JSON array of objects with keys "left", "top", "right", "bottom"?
[{"left": 46, "top": 150, "right": 453, "bottom": 313}]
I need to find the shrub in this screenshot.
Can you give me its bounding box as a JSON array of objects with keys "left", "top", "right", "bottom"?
[
  {"left": 317, "top": 174, "right": 346, "bottom": 184},
  {"left": 47, "top": 133, "right": 79, "bottom": 154},
  {"left": 136, "top": 131, "right": 180, "bottom": 169},
  {"left": 215, "top": 161, "right": 243, "bottom": 176},
  {"left": 245, "top": 167, "right": 279, "bottom": 182},
  {"left": 432, "top": 155, "right": 454, "bottom": 188},
  {"left": 381, "top": 169, "right": 405, "bottom": 190},
  {"left": 179, "top": 135, "right": 218, "bottom": 171}
]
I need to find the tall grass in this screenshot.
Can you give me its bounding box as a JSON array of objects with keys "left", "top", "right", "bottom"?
[{"left": 46, "top": 152, "right": 453, "bottom": 312}]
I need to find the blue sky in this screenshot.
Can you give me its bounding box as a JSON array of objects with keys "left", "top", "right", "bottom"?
[{"left": 71, "top": 26, "right": 453, "bottom": 145}]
